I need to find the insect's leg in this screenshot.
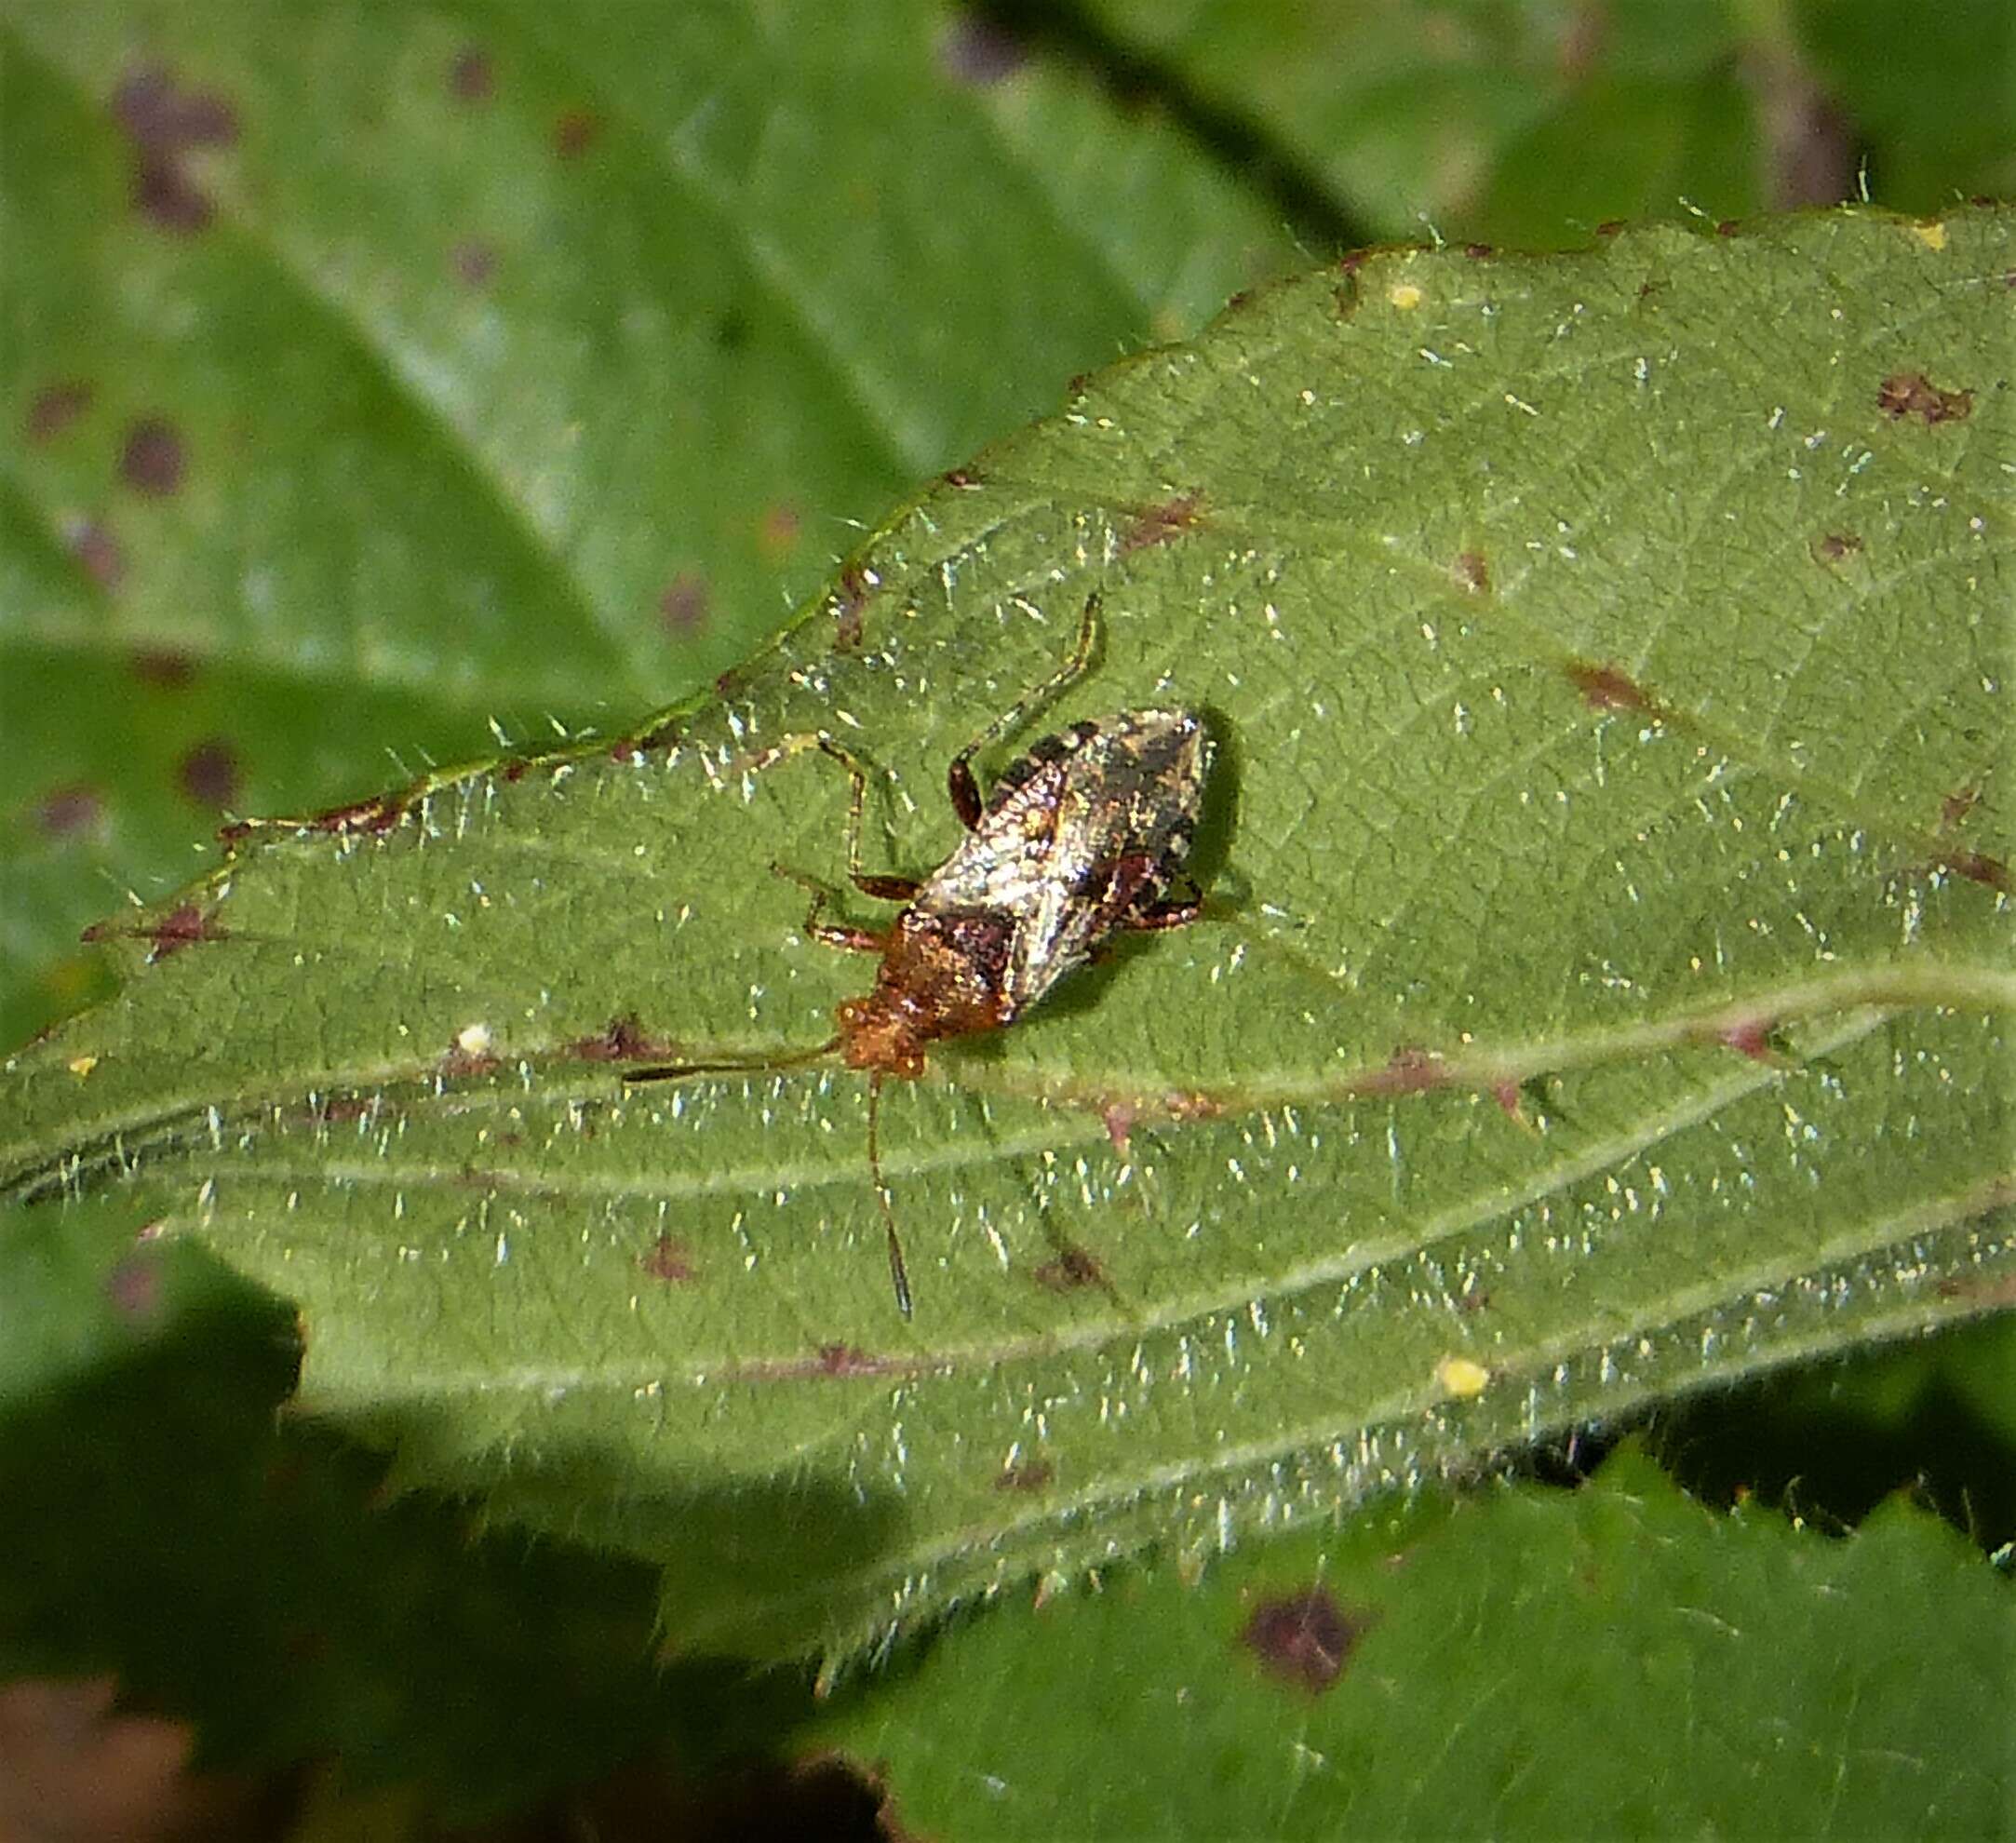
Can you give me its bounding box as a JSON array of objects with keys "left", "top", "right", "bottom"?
[
  {"left": 947, "top": 589, "right": 1104, "bottom": 827},
  {"left": 771, "top": 865, "right": 888, "bottom": 953},
  {"left": 868, "top": 1073, "right": 914, "bottom": 1317},
  {"left": 802, "top": 735, "right": 921, "bottom": 901},
  {"left": 1123, "top": 889, "right": 1204, "bottom": 933},
  {"left": 1099, "top": 859, "right": 1204, "bottom": 934},
  {"left": 624, "top": 1032, "right": 843, "bottom": 1085}
]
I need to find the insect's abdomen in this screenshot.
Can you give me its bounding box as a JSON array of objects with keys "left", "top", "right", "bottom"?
[{"left": 918, "top": 710, "right": 1208, "bottom": 1015}]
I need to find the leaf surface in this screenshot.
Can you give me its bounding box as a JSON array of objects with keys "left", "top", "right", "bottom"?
[
  {"left": 0, "top": 0, "right": 1290, "bottom": 1043},
  {"left": 6, "top": 207, "right": 2011, "bottom": 1655}
]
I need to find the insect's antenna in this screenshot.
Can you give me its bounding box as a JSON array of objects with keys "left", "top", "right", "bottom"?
[
  {"left": 622, "top": 1036, "right": 841, "bottom": 1085},
  {"left": 867, "top": 1071, "right": 914, "bottom": 1319}
]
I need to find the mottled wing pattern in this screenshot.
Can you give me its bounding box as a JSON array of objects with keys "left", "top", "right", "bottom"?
[{"left": 917, "top": 710, "right": 1207, "bottom": 1016}]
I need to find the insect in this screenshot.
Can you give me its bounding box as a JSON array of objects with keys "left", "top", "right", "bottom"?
[{"left": 625, "top": 591, "right": 1211, "bottom": 1315}]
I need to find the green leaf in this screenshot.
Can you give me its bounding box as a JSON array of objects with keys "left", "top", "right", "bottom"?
[
  {"left": 813, "top": 1446, "right": 2016, "bottom": 1839},
  {"left": 6, "top": 206, "right": 2011, "bottom": 1658},
  {"left": 1086, "top": 0, "right": 2016, "bottom": 244},
  {"left": 0, "top": 0, "right": 1294, "bottom": 1044}
]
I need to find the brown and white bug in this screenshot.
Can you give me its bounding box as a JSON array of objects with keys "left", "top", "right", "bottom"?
[{"left": 625, "top": 592, "right": 1211, "bottom": 1314}]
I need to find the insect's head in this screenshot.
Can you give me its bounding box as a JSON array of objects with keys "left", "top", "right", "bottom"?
[{"left": 834, "top": 992, "right": 926, "bottom": 1080}]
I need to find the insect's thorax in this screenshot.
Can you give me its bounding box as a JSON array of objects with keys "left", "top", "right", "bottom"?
[
  {"left": 836, "top": 909, "right": 1014, "bottom": 1075},
  {"left": 833, "top": 707, "right": 1207, "bottom": 1079}
]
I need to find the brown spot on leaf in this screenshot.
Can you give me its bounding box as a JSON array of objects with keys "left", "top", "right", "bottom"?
[
  {"left": 1451, "top": 550, "right": 1490, "bottom": 596},
  {"left": 571, "top": 1015, "right": 657, "bottom": 1062},
  {"left": 113, "top": 64, "right": 239, "bottom": 150},
  {"left": 1745, "top": 47, "right": 1855, "bottom": 209},
  {"left": 310, "top": 793, "right": 404, "bottom": 835},
  {"left": 1877, "top": 370, "right": 1972, "bottom": 425},
  {"left": 718, "top": 1343, "right": 918, "bottom": 1384},
  {"left": 314, "top": 1096, "right": 376, "bottom": 1125},
  {"left": 104, "top": 1255, "right": 164, "bottom": 1324},
  {"left": 66, "top": 518, "right": 127, "bottom": 589},
  {"left": 1033, "top": 1244, "right": 1106, "bottom": 1292},
  {"left": 143, "top": 904, "right": 222, "bottom": 961},
  {"left": 1940, "top": 786, "right": 1981, "bottom": 828},
  {"left": 758, "top": 502, "right": 801, "bottom": 560},
  {"left": 27, "top": 382, "right": 92, "bottom": 442},
  {"left": 451, "top": 239, "right": 497, "bottom": 287},
  {"left": 1813, "top": 531, "right": 1864, "bottom": 562},
  {"left": 114, "top": 64, "right": 237, "bottom": 234},
  {"left": 1941, "top": 850, "right": 2010, "bottom": 892},
  {"left": 1102, "top": 1102, "right": 1136, "bottom": 1159},
  {"left": 36, "top": 784, "right": 101, "bottom": 837},
  {"left": 449, "top": 47, "right": 493, "bottom": 101},
  {"left": 830, "top": 560, "right": 875, "bottom": 652},
  {"left": 942, "top": 466, "right": 983, "bottom": 489},
  {"left": 1714, "top": 219, "right": 1741, "bottom": 237},
  {"left": 131, "top": 648, "right": 195, "bottom": 687},
  {"left": 1362, "top": 1045, "right": 1447, "bottom": 1096},
  {"left": 553, "top": 109, "right": 600, "bottom": 158},
  {"left": 1118, "top": 491, "right": 1206, "bottom": 555},
  {"left": 1464, "top": 241, "right": 1493, "bottom": 259},
  {"left": 937, "top": 12, "right": 1027, "bottom": 84},
  {"left": 994, "top": 1459, "right": 1054, "bottom": 1492},
  {"left": 639, "top": 1235, "right": 696, "bottom": 1284},
  {"left": 1595, "top": 219, "right": 1626, "bottom": 236},
  {"left": 1566, "top": 661, "right": 1654, "bottom": 714},
  {"left": 1717, "top": 1018, "right": 1783, "bottom": 1062},
  {"left": 121, "top": 418, "right": 185, "bottom": 496},
  {"left": 132, "top": 153, "right": 212, "bottom": 232},
  {"left": 83, "top": 902, "right": 223, "bottom": 962},
  {"left": 657, "top": 574, "right": 710, "bottom": 636},
  {"left": 1239, "top": 1588, "right": 1371, "bottom": 1695},
  {"left": 177, "top": 738, "right": 238, "bottom": 809}
]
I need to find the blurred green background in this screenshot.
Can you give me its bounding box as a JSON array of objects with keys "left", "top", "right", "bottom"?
[
  {"left": 7, "top": 0, "right": 2010, "bottom": 1053},
  {"left": 2, "top": 1, "right": 2009, "bottom": 1833}
]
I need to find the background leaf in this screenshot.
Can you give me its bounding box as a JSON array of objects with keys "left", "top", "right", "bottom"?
[
  {"left": 6, "top": 3, "right": 2012, "bottom": 1823},
  {"left": 1080, "top": 0, "right": 2016, "bottom": 244},
  {"left": 813, "top": 1446, "right": 2016, "bottom": 1839},
  {"left": 0, "top": 0, "right": 1297, "bottom": 1047},
  {"left": 8, "top": 207, "right": 2009, "bottom": 1659}
]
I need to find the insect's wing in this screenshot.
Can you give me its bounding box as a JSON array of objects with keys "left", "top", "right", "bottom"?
[{"left": 919, "top": 711, "right": 1207, "bottom": 1016}]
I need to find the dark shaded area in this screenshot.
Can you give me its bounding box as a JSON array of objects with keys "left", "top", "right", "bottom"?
[
  {"left": 0, "top": 1226, "right": 857, "bottom": 1825},
  {"left": 1516, "top": 1323, "right": 2016, "bottom": 1556},
  {"left": 959, "top": 0, "right": 1375, "bottom": 258}
]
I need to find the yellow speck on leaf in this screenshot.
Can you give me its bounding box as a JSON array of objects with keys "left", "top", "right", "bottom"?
[
  {"left": 1388, "top": 281, "right": 1424, "bottom": 311},
  {"left": 1911, "top": 222, "right": 1948, "bottom": 251},
  {"left": 67, "top": 1054, "right": 99, "bottom": 1079},
  {"left": 1436, "top": 1354, "right": 1491, "bottom": 1399}
]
